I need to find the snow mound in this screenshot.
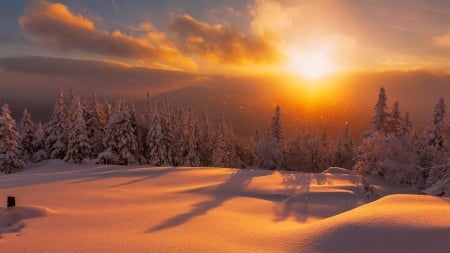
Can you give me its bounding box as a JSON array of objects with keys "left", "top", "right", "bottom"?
[
  {"left": 290, "top": 194, "right": 450, "bottom": 253},
  {"left": 322, "top": 167, "right": 352, "bottom": 174},
  {"left": 0, "top": 206, "right": 55, "bottom": 236}
]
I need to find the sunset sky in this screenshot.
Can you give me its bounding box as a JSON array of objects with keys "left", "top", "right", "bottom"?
[
  {"left": 1, "top": 0, "right": 450, "bottom": 75},
  {"left": 1, "top": 0, "right": 450, "bottom": 123}
]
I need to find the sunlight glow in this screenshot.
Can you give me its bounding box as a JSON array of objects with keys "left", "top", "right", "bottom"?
[{"left": 287, "top": 50, "right": 336, "bottom": 79}]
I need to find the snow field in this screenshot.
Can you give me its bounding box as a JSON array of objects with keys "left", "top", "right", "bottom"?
[{"left": 0, "top": 160, "right": 448, "bottom": 252}]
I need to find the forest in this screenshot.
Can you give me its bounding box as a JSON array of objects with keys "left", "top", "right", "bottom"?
[{"left": 0, "top": 87, "right": 449, "bottom": 196}]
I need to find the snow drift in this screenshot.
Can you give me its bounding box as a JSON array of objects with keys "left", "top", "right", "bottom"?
[{"left": 0, "top": 161, "right": 448, "bottom": 252}]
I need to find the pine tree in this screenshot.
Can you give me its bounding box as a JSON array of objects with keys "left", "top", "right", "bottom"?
[
  {"left": 0, "top": 104, "right": 24, "bottom": 173},
  {"left": 19, "top": 108, "right": 35, "bottom": 162},
  {"left": 269, "top": 105, "right": 283, "bottom": 142},
  {"left": 181, "top": 108, "right": 200, "bottom": 166},
  {"left": 65, "top": 96, "right": 91, "bottom": 163},
  {"left": 211, "top": 116, "right": 230, "bottom": 167},
  {"left": 371, "top": 87, "right": 390, "bottom": 134},
  {"left": 355, "top": 89, "right": 420, "bottom": 184},
  {"left": 342, "top": 123, "right": 354, "bottom": 168},
  {"left": 146, "top": 113, "right": 170, "bottom": 165},
  {"left": 255, "top": 105, "right": 283, "bottom": 170},
  {"left": 31, "top": 122, "right": 47, "bottom": 162},
  {"left": 403, "top": 112, "right": 412, "bottom": 135},
  {"left": 419, "top": 97, "right": 448, "bottom": 167},
  {"left": 390, "top": 101, "right": 403, "bottom": 135},
  {"left": 85, "top": 92, "right": 106, "bottom": 159},
  {"left": 45, "top": 88, "right": 68, "bottom": 159},
  {"left": 98, "top": 98, "right": 139, "bottom": 165},
  {"left": 198, "top": 113, "right": 213, "bottom": 166}
]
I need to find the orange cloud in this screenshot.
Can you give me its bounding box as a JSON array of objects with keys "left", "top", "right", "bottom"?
[
  {"left": 170, "top": 15, "right": 283, "bottom": 65},
  {"left": 433, "top": 33, "right": 450, "bottom": 48},
  {"left": 19, "top": 0, "right": 195, "bottom": 70}
]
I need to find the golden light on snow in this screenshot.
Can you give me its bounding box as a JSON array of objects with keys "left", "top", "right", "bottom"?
[{"left": 286, "top": 49, "right": 336, "bottom": 79}]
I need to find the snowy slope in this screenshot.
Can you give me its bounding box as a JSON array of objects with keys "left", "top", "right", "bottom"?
[{"left": 0, "top": 160, "right": 448, "bottom": 253}]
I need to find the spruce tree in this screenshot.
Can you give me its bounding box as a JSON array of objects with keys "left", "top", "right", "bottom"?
[
  {"left": 182, "top": 108, "right": 200, "bottom": 166},
  {"left": 0, "top": 104, "right": 24, "bottom": 173},
  {"left": 32, "top": 122, "right": 48, "bottom": 162},
  {"left": 419, "top": 97, "right": 448, "bottom": 167},
  {"left": 211, "top": 116, "right": 230, "bottom": 167},
  {"left": 19, "top": 108, "right": 35, "bottom": 161},
  {"left": 269, "top": 105, "right": 283, "bottom": 142},
  {"left": 85, "top": 92, "right": 106, "bottom": 159},
  {"left": 146, "top": 113, "right": 170, "bottom": 165},
  {"left": 198, "top": 113, "right": 213, "bottom": 166},
  {"left": 98, "top": 98, "right": 139, "bottom": 165},
  {"left": 45, "top": 88, "right": 68, "bottom": 159},
  {"left": 65, "top": 96, "right": 91, "bottom": 163},
  {"left": 390, "top": 101, "right": 403, "bottom": 135},
  {"left": 255, "top": 105, "right": 283, "bottom": 170},
  {"left": 371, "top": 87, "right": 390, "bottom": 134}
]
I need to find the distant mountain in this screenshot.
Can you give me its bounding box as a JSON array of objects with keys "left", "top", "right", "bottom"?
[
  {"left": 151, "top": 70, "right": 450, "bottom": 139},
  {"left": 3, "top": 69, "right": 449, "bottom": 140}
]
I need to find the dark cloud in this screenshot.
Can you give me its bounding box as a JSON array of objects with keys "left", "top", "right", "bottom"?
[
  {"left": 0, "top": 55, "right": 199, "bottom": 101},
  {"left": 18, "top": 1, "right": 193, "bottom": 68},
  {"left": 170, "top": 15, "right": 284, "bottom": 65}
]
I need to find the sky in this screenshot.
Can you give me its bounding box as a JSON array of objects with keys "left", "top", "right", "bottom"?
[
  {"left": 1, "top": 0, "right": 450, "bottom": 75},
  {"left": 0, "top": 0, "right": 449, "bottom": 121}
]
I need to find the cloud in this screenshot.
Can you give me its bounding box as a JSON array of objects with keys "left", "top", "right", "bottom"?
[
  {"left": 19, "top": 0, "right": 195, "bottom": 69},
  {"left": 0, "top": 55, "right": 199, "bottom": 100},
  {"left": 170, "top": 14, "right": 283, "bottom": 65},
  {"left": 433, "top": 33, "right": 450, "bottom": 48}
]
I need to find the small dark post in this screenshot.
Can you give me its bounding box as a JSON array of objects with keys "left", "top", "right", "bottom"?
[{"left": 7, "top": 196, "right": 15, "bottom": 208}]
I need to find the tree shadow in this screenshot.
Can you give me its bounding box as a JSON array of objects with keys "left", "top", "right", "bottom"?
[
  {"left": 147, "top": 169, "right": 272, "bottom": 233},
  {"left": 273, "top": 172, "right": 313, "bottom": 223},
  {"left": 68, "top": 166, "right": 180, "bottom": 186},
  {"left": 0, "top": 160, "right": 179, "bottom": 189},
  {"left": 106, "top": 167, "right": 177, "bottom": 188},
  {"left": 273, "top": 171, "right": 368, "bottom": 223}
]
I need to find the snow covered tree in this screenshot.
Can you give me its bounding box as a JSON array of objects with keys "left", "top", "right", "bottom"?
[
  {"left": 334, "top": 123, "right": 354, "bottom": 169},
  {"left": 85, "top": 93, "right": 106, "bottom": 159},
  {"left": 255, "top": 106, "right": 283, "bottom": 170},
  {"left": 65, "top": 96, "right": 90, "bottom": 163},
  {"left": 146, "top": 112, "right": 171, "bottom": 165},
  {"left": 103, "top": 100, "right": 112, "bottom": 122},
  {"left": 403, "top": 112, "right": 412, "bottom": 135},
  {"left": 0, "top": 104, "right": 24, "bottom": 173},
  {"left": 210, "top": 116, "right": 242, "bottom": 168},
  {"left": 181, "top": 108, "right": 200, "bottom": 166},
  {"left": 256, "top": 136, "right": 280, "bottom": 170},
  {"left": 317, "top": 131, "right": 332, "bottom": 170},
  {"left": 269, "top": 105, "right": 283, "bottom": 142},
  {"left": 45, "top": 88, "right": 68, "bottom": 159},
  {"left": 281, "top": 136, "right": 302, "bottom": 171},
  {"left": 98, "top": 98, "right": 139, "bottom": 165},
  {"left": 371, "top": 87, "right": 390, "bottom": 134},
  {"left": 198, "top": 113, "right": 214, "bottom": 166},
  {"left": 19, "top": 108, "right": 35, "bottom": 162},
  {"left": 129, "top": 103, "right": 147, "bottom": 164},
  {"left": 354, "top": 132, "right": 418, "bottom": 184},
  {"left": 211, "top": 116, "right": 231, "bottom": 167},
  {"left": 389, "top": 101, "right": 403, "bottom": 135},
  {"left": 419, "top": 97, "right": 449, "bottom": 167},
  {"left": 355, "top": 88, "right": 420, "bottom": 184},
  {"left": 31, "top": 122, "right": 47, "bottom": 162}
]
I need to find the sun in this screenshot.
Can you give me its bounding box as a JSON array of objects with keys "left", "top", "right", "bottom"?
[{"left": 287, "top": 50, "right": 336, "bottom": 79}]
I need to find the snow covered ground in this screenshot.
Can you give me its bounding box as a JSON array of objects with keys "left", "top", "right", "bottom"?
[{"left": 0, "top": 160, "right": 449, "bottom": 253}]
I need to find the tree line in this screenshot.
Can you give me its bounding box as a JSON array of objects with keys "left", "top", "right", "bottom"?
[{"left": 0, "top": 87, "right": 448, "bottom": 195}]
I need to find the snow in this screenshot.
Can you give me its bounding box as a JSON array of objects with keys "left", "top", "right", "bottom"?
[{"left": 0, "top": 161, "right": 449, "bottom": 252}]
